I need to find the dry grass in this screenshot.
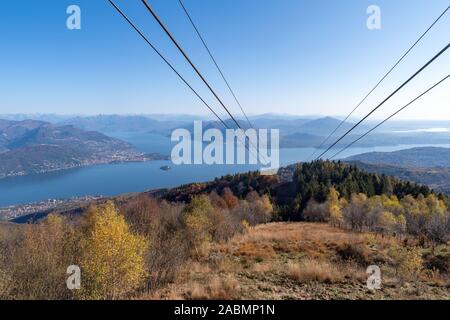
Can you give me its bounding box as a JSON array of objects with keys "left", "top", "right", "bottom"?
[
  {"left": 216, "top": 257, "right": 242, "bottom": 273},
  {"left": 235, "top": 242, "right": 276, "bottom": 261},
  {"left": 421, "top": 269, "right": 450, "bottom": 287},
  {"left": 143, "top": 222, "right": 450, "bottom": 300},
  {"left": 252, "top": 261, "right": 280, "bottom": 273},
  {"left": 286, "top": 259, "right": 345, "bottom": 284},
  {"left": 143, "top": 276, "right": 241, "bottom": 300},
  {"left": 184, "top": 276, "right": 241, "bottom": 300},
  {"left": 188, "top": 261, "right": 212, "bottom": 274}
]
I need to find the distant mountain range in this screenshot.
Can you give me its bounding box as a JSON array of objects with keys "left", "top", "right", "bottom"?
[
  {"left": 346, "top": 147, "right": 450, "bottom": 194},
  {"left": 59, "top": 115, "right": 189, "bottom": 134},
  {"left": 0, "top": 119, "right": 164, "bottom": 178},
  {"left": 2, "top": 114, "right": 450, "bottom": 149}
]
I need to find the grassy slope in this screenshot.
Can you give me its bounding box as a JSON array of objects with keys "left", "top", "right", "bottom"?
[{"left": 148, "top": 223, "right": 449, "bottom": 300}]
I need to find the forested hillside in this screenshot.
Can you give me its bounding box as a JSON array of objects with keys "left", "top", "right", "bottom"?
[{"left": 164, "top": 161, "right": 439, "bottom": 220}]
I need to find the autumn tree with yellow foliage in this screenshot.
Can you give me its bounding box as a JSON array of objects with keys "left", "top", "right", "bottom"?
[
  {"left": 78, "top": 202, "right": 148, "bottom": 300},
  {"left": 304, "top": 188, "right": 449, "bottom": 242},
  {"left": 184, "top": 195, "right": 214, "bottom": 256},
  {"left": 328, "top": 187, "right": 343, "bottom": 227}
]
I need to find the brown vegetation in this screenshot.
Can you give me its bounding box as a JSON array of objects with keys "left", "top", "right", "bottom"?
[
  {"left": 0, "top": 180, "right": 448, "bottom": 300},
  {"left": 150, "top": 223, "right": 448, "bottom": 300},
  {"left": 0, "top": 188, "right": 273, "bottom": 300}
]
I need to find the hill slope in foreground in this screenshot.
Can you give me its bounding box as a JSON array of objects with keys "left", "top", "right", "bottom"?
[{"left": 148, "top": 223, "right": 449, "bottom": 300}]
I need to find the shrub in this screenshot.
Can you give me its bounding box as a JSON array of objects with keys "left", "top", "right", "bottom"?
[
  {"left": 209, "top": 191, "right": 228, "bottom": 209},
  {"left": 184, "top": 195, "right": 214, "bottom": 255},
  {"left": 389, "top": 246, "right": 423, "bottom": 280},
  {"left": 342, "top": 193, "right": 368, "bottom": 231},
  {"left": 378, "top": 211, "right": 397, "bottom": 235},
  {"left": 335, "top": 243, "right": 370, "bottom": 266},
  {"left": 303, "top": 200, "right": 328, "bottom": 222},
  {"left": 208, "top": 208, "right": 243, "bottom": 242},
  {"left": 424, "top": 254, "right": 449, "bottom": 274},
  {"left": 425, "top": 212, "right": 449, "bottom": 243},
  {"left": 245, "top": 193, "right": 273, "bottom": 224},
  {"left": 121, "top": 197, "right": 191, "bottom": 290},
  {"left": 144, "top": 201, "right": 190, "bottom": 290},
  {"left": 222, "top": 188, "right": 239, "bottom": 209},
  {"left": 146, "top": 228, "right": 190, "bottom": 290},
  {"left": 0, "top": 266, "right": 11, "bottom": 299},
  {"left": 3, "top": 214, "right": 77, "bottom": 300},
  {"left": 120, "top": 195, "right": 161, "bottom": 235}
]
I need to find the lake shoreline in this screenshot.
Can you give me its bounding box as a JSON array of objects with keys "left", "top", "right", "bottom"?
[{"left": 0, "top": 152, "right": 170, "bottom": 180}]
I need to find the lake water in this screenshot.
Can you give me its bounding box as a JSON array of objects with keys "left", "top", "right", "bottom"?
[{"left": 1, "top": 132, "right": 449, "bottom": 207}]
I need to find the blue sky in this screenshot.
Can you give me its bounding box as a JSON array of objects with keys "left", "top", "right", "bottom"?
[{"left": 0, "top": 0, "right": 449, "bottom": 119}]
